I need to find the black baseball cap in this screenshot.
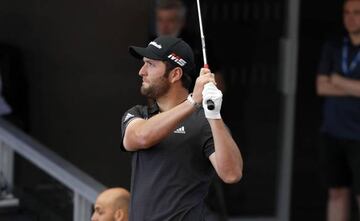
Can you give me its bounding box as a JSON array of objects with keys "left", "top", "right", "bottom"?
[{"left": 129, "top": 36, "right": 195, "bottom": 73}]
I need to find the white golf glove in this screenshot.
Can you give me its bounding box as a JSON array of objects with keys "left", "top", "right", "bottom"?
[{"left": 202, "top": 82, "right": 222, "bottom": 119}]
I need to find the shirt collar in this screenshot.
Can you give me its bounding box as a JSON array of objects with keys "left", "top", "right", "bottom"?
[{"left": 148, "top": 102, "right": 160, "bottom": 116}]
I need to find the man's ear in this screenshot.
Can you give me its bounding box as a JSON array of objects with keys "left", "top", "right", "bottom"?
[
  {"left": 114, "top": 209, "right": 124, "bottom": 221},
  {"left": 169, "top": 67, "right": 183, "bottom": 83}
]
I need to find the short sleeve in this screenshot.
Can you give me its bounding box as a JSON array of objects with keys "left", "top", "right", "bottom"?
[
  {"left": 121, "top": 105, "right": 145, "bottom": 138},
  {"left": 317, "top": 40, "right": 336, "bottom": 75},
  {"left": 120, "top": 105, "right": 144, "bottom": 151}
]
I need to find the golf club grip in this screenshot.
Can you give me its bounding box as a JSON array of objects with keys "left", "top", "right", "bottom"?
[
  {"left": 203, "top": 64, "right": 215, "bottom": 110},
  {"left": 206, "top": 100, "right": 215, "bottom": 110}
]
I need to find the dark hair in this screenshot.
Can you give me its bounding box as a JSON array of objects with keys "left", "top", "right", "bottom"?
[
  {"left": 164, "top": 61, "right": 192, "bottom": 90},
  {"left": 156, "top": 0, "right": 186, "bottom": 19}
]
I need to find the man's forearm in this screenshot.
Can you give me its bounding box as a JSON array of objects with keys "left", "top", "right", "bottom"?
[
  {"left": 317, "top": 82, "right": 348, "bottom": 96},
  {"left": 209, "top": 119, "right": 243, "bottom": 183},
  {"left": 331, "top": 74, "right": 360, "bottom": 97},
  {"left": 317, "top": 74, "right": 348, "bottom": 96},
  {"left": 123, "top": 100, "right": 195, "bottom": 150}
]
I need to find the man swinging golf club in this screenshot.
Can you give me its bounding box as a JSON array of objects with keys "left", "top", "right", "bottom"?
[{"left": 121, "top": 35, "right": 243, "bottom": 220}]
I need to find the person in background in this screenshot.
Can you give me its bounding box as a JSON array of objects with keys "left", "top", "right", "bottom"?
[
  {"left": 316, "top": 0, "right": 360, "bottom": 220},
  {"left": 91, "top": 188, "right": 130, "bottom": 221}
]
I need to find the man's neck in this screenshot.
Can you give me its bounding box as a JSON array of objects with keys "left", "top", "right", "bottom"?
[
  {"left": 156, "top": 87, "right": 188, "bottom": 112},
  {"left": 349, "top": 32, "right": 360, "bottom": 45}
]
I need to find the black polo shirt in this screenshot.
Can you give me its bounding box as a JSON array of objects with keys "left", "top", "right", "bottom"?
[{"left": 121, "top": 103, "right": 215, "bottom": 221}]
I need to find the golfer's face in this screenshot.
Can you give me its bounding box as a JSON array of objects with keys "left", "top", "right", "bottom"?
[
  {"left": 344, "top": 1, "right": 360, "bottom": 34},
  {"left": 138, "top": 58, "right": 170, "bottom": 98},
  {"left": 139, "top": 58, "right": 166, "bottom": 85}
]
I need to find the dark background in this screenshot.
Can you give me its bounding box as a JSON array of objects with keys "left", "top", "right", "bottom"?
[
  {"left": 0, "top": 0, "right": 356, "bottom": 220},
  {"left": 0, "top": 0, "right": 151, "bottom": 189}
]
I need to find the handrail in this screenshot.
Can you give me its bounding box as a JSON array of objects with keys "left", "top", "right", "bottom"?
[{"left": 0, "top": 118, "right": 106, "bottom": 209}]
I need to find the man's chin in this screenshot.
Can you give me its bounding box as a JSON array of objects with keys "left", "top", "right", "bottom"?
[
  {"left": 140, "top": 88, "right": 147, "bottom": 96},
  {"left": 347, "top": 28, "right": 360, "bottom": 35},
  {"left": 140, "top": 87, "right": 153, "bottom": 98}
]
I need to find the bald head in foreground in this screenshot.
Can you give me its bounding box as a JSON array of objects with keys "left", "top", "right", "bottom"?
[{"left": 91, "top": 188, "right": 130, "bottom": 221}]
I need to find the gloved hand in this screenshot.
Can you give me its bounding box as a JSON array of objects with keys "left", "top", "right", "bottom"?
[{"left": 202, "top": 82, "right": 222, "bottom": 119}]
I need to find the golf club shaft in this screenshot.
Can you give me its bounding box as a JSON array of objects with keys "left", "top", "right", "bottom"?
[
  {"left": 196, "top": 0, "right": 215, "bottom": 110},
  {"left": 196, "top": 0, "right": 208, "bottom": 67}
]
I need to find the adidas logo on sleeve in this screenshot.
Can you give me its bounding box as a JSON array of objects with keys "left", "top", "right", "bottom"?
[{"left": 174, "top": 126, "right": 186, "bottom": 134}]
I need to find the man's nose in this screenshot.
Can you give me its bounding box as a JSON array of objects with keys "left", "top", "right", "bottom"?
[
  {"left": 91, "top": 213, "right": 97, "bottom": 221},
  {"left": 139, "top": 64, "right": 147, "bottom": 77}
]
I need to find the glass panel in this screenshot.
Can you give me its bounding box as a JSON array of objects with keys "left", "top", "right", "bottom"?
[{"left": 12, "top": 154, "right": 73, "bottom": 221}]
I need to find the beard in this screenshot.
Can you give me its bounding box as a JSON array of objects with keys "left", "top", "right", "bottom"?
[{"left": 140, "top": 75, "right": 170, "bottom": 99}]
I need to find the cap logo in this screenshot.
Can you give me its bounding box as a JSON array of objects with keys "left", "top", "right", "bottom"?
[
  {"left": 149, "top": 41, "right": 162, "bottom": 49},
  {"left": 168, "top": 53, "right": 187, "bottom": 67}
]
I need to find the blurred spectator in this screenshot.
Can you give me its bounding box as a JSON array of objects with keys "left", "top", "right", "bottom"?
[
  {"left": 316, "top": 0, "right": 360, "bottom": 220},
  {"left": 0, "top": 44, "right": 29, "bottom": 131},
  {"left": 153, "top": 0, "right": 186, "bottom": 37},
  {"left": 91, "top": 188, "right": 130, "bottom": 221}
]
